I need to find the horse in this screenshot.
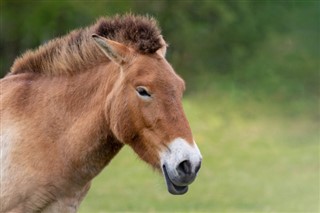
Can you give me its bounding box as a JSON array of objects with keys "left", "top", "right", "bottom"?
[{"left": 0, "top": 14, "right": 202, "bottom": 213}]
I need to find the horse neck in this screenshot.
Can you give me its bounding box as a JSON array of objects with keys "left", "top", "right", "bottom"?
[{"left": 53, "top": 63, "right": 124, "bottom": 183}]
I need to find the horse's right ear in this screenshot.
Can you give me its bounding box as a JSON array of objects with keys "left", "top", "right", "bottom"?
[
  {"left": 92, "top": 34, "right": 130, "bottom": 65},
  {"left": 156, "top": 35, "right": 168, "bottom": 58}
]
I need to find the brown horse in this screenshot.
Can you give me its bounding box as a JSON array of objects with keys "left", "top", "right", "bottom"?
[{"left": 0, "top": 15, "right": 202, "bottom": 212}]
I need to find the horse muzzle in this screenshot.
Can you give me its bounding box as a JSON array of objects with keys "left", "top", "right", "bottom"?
[{"left": 160, "top": 138, "right": 202, "bottom": 195}]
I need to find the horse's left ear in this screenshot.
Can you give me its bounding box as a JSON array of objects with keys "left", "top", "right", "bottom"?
[{"left": 92, "top": 34, "right": 130, "bottom": 65}]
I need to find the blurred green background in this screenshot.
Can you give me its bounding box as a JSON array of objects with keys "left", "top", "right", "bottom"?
[{"left": 1, "top": 0, "right": 319, "bottom": 212}]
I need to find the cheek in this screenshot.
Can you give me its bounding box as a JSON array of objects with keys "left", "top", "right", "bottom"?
[
  {"left": 140, "top": 102, "right": 159, "bottom": 128},
  {"left": 110, "top": 95, "right": 142, "bottom": 143}
]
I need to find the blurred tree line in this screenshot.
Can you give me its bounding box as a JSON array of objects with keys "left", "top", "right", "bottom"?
[{"left": 1, "top": 0, "right": 319, "bottom": 101}]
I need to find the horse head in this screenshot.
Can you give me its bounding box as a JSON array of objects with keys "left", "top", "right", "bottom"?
[{"left": 92, "top": 34, "right": 202, "bottom": 195}]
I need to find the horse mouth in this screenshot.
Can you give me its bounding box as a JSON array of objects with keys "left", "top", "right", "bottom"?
[{"left": 162, "top": 165, "right": 188, "bottom": 195}]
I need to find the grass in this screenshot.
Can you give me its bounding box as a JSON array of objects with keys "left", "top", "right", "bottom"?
[{"left": 78, "top": 94, "right": 319, "bottom": 213}]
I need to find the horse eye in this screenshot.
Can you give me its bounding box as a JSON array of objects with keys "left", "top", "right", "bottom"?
[{"left": 136, "top": 86, "right": 151, "bottom": 98}]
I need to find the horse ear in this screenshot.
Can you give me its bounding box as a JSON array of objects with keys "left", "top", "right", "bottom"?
[
  {"left": 156, "top": 35, "right": 168, "bottom": 57},
  {"left": 92, "top": 34, "right": 130, "bottom": 65}
]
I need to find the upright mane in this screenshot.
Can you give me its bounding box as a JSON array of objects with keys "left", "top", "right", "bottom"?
[{"left": 10, "top": 14, "right": 165, "bottom": 76}]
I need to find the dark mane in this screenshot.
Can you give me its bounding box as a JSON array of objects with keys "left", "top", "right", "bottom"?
[{"left": 10, "top": 14, "right": 165, "bottom": 76}]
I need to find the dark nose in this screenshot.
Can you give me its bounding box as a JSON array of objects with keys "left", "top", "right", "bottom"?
[
  {"left": 176, "top": 160, "right": 201, "bottom": 177},
  {"left": 171, "top": 160, "right": 202, "bottom": 186},
  {"left": 177, "top": 160, "right": 192, "bottom": 176}
]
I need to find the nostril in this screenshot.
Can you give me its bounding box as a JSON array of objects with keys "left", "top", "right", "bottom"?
[
  {"left": 176, "top": 160, "right": 192, "bottom": 176},
  {"left": 195, "top": 161, "right": 201, "bottom": 174}
]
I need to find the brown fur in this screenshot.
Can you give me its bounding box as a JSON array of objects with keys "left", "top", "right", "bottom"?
[
  {"left": 0, "top": 14, "right": 193, "bottom": 212},
  {"left": 10, "top": 14, "right": 164, "bottom": 76}
]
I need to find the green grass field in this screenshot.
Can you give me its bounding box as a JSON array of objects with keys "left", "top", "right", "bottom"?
[{"left": 78, "top": 94, "right": 319, "bottom": 213}]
